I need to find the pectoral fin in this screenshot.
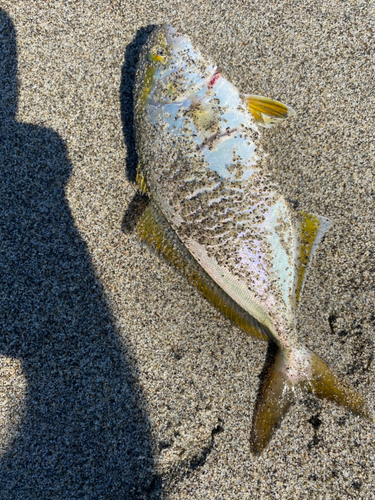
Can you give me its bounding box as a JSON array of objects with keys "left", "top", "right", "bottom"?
[{"left": 245, "top": 95, "right": 295, "bottom": 128}]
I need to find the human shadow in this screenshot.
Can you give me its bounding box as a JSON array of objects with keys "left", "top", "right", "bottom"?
[{"left": 0, "top": 10, "right": 160, "bottom": 499}]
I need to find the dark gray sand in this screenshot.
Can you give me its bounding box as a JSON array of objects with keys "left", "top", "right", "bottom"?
[{"left": 0, "top": 1, "right": 374, "bottom": 498}]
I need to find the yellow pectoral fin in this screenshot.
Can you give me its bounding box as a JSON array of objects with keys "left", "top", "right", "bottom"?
[
  {"left": 295, "top": 211, "right": 330, "bottom": 307},
  {"left": 245, "top": 94, "right": 295, "bottom": 128}
]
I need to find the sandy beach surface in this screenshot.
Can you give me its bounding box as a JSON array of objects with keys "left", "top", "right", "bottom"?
[{"left": 0, "top": 1, "right": 374, "bottom": 498}]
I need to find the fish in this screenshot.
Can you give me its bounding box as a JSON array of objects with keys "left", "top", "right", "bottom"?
[{"left": 132, "top": 25, "right": 372, "bottom": 453}]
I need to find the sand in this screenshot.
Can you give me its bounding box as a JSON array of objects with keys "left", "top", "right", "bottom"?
[{"left": 0, "top": 1, "right": 374, "bottom": 498}]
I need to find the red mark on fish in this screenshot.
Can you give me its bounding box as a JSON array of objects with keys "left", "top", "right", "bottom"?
[{"left": 208, "top": 70, "right": 220, "bottom": 88}]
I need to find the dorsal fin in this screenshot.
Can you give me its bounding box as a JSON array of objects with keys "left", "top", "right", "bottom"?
[
  {"left": 245, "top": 94, "right": 295, "bottom": 128},
  {"left": 295, "top": 211, "right": 330, "bottom": 307}
]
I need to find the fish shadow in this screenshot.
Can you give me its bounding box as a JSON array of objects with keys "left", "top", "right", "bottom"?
[
  {"left": 120, "top": 26, "right": 155, "bottom": 233},
  {"left": 121, "top": 191, "right": 150, "bottom": 234},
  {"left": 120, "top": 24, "right": 156, "bottom": 184},
  {"left": 0, "top": 10, "right": 160, "bottom": 499}
]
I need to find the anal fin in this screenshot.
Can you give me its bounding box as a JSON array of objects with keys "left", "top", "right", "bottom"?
[{"left": 136, "top": 202, "right": 270, "bottom": 342}]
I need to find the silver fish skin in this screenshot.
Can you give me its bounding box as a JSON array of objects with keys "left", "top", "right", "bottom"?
[{"left": 133, "top": 25, "right": 372, "bottom": 453}]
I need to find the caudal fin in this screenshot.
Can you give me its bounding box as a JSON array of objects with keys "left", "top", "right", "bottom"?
[
  {"left": 306, "top": 349, "right": 373, "bottom": 418},
  {"left": 250, "top": 343, "right": 373, "bottom": 455},
  {"left": 250, "top": 343, "right": 294, "bottom": 454}
]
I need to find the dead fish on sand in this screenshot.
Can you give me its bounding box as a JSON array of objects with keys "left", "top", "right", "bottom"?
[{"left": 132, "top": 25, "right": 372, "bottom": 453}]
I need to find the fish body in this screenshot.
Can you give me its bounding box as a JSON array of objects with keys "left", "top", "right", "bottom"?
[{"left": 133, "top": 25, "right": 372, "bottom": 452}]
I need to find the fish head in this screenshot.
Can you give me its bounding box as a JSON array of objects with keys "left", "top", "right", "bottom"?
[{"left": 135, "top": 25, "right": 215, "bottom": 107}]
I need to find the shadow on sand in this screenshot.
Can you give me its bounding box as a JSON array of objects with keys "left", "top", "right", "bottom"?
[
  {"left": 120, "top": 26, "right": 154, "bottom": 233},
  {"left": 0, "top": 10, "right": 160, "bottom": 499},
  {"left": 120, "top": 24, "right": 155, "bottom": 184}
]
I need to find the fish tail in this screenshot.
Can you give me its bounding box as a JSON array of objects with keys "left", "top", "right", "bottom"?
[{"left": 250, "top": 342, "right": 373, "bottom": 455}]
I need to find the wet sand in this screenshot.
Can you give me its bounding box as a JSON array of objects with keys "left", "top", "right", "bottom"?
[{"left": 0, "top": 1, "right": 374, "bottom": 498}]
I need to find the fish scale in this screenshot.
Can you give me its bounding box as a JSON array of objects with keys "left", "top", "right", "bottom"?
[{"left": 133, "top": 25, "right": 372, "bottom": 453}]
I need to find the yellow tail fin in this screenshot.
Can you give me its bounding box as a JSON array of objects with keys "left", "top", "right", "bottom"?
[
  {"left": 306, "top": 349, "right": 373, "bottom": 419},
  {"left": 250, "top": 343, "right": 293, "bottom": 455},
  {"left": 250, "top": 344, "right": 373, "bottom": 455}
]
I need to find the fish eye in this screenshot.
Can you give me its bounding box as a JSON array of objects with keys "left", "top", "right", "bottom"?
[{"left": 148, "top": 45, "right": 168, "bottom": 64}]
